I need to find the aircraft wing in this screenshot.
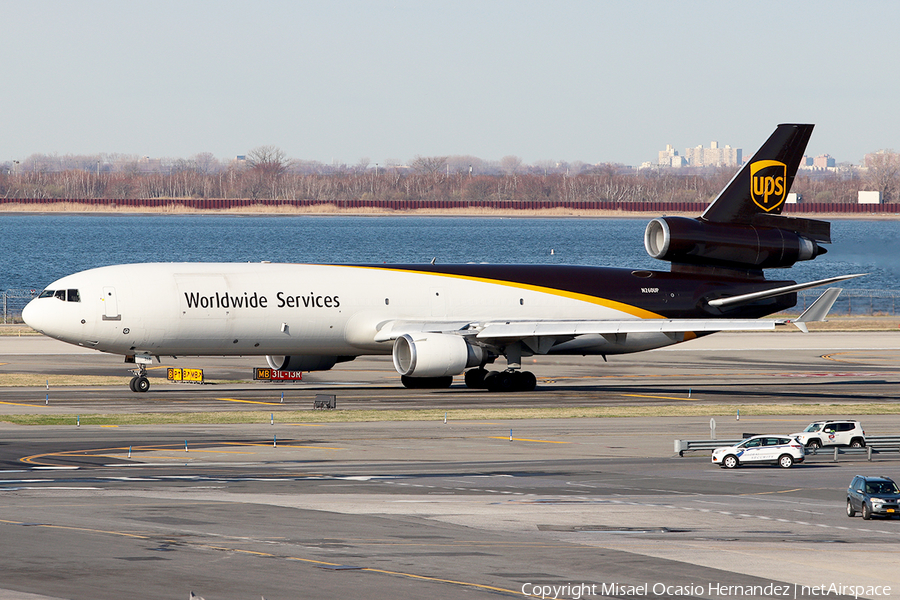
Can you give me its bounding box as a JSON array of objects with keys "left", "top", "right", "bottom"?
[
  {"left": 375, "top": 288, "right": 846, "bottom": 346},
  {"left": 473, "top": 319, "right": 775, "bottom": 339},
  {"left": 376, "top": 317, "right": 774, "bottom": 344}
]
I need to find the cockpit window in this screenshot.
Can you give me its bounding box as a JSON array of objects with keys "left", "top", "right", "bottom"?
[{"left": 39, "top": 289, "right": 80, "bottom": 302}]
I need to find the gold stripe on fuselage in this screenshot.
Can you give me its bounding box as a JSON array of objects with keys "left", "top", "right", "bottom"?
[{"left": 340, "top": 264, "right": 665, "bottom": 320}]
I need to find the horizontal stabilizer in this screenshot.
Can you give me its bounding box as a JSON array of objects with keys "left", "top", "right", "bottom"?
[
  {"left": 706, "top": 273, "right": 865, "bottom": 308},
  {"left": 751, "top": 213, "right": 832, "bottom": 244}
]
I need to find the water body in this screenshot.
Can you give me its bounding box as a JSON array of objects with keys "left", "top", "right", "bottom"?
[{"left": 0, "top": 214, "right": 897, "bottom": 292}]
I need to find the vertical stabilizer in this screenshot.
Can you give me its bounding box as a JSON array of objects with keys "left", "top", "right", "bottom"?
[{"left": 700, "top": 124, "right": 814, "bottom": 224}]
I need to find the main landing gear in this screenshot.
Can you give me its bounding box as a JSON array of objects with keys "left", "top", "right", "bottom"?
[
  {"left": 465, "top": 341, "right": 537, "bottom": 392},
  {"left": 400, "top": 369, "right": 537, "bottom": 392},
  {"left": 464, "top": 367, "right": 537, "bottom": 392},
  {"left": 129, "top": 364, "right": 151, "bottom": 393},
  {"left": 398, "top": 340, "right": 539, "bottom": 392}
]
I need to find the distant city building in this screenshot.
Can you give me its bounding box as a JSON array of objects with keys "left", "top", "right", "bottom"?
[
  {"left": 137, "top": 156, "right": 163, "bottom": 172},
  {"left": 683, "top": 141, "right": 741, "bottom": 168},
  {"left": 658, "top": 145, "right": 686, "bottom": 168},
  {"left": 813, "top": 154, "right": 835, "bottom": 169},
  {"left": 655, "top": 140, "right": 741, "bottom": 168},
  {"left": 863, "top": 150, "right": 898, "bottom": 169}
]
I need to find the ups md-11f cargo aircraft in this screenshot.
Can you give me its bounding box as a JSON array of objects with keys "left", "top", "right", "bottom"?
[{"left": 23, "top": 124, "right": 861, "bottom": 393}]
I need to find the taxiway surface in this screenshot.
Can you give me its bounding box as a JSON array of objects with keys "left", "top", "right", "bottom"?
[
  {"left": 1, "top": 331, "right": 899, "bottom": 411},
  {"left": 1, "top": 331, "right": 899, "bottom": 599}
]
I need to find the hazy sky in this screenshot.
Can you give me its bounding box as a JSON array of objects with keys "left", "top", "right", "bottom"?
[{"left": 3, "top": 1, "right": 898, "bottom": 166}]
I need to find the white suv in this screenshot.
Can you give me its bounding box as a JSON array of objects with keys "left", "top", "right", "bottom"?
[
  {"left": 791, "top": 420, "right": 866, "bottom": 449},
  {"left": 712, "top": 435, "right": 805, "bottom": 469}
]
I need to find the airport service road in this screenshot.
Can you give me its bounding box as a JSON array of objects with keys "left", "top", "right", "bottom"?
[
  {"left": 0, "top": 331, "right": 899, "bottom": 411},
  {"left": 1, "top": 419, "right": 899, "bottom": 600}
]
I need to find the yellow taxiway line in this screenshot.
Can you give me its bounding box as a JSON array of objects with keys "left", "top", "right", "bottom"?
[
  {"left": 621, "top": 393, "right": 699, "bottom": 401},
  {"left": 217, "top": 397, "right": 285, "bottom": 405},
  {"left": 488, "top": 436, "right": 570, "bottom": 444}
]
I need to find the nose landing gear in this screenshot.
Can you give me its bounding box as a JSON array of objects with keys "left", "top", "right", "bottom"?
[{"left": 127, "top": 359, "right": 152, "bottom": 393}]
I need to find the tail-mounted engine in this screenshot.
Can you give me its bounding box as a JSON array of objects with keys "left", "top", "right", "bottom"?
[{"left": 644, "top": 215, "right": 830, "bottom": 271}]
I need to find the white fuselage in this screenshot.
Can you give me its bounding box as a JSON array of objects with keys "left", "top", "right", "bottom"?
[{"left": 23, "top": 262, "right": 670, "bottom": 359}]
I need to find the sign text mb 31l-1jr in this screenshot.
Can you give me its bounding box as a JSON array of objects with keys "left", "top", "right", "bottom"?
[{"left": 254, "top": 368, "right": 303, "bottom": 381}]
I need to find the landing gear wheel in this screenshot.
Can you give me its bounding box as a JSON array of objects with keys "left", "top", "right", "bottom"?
[
  {"left": 464, "top": 368, "right": 488, "bottom": 389},
  {"left": 483, "top": 370, "right": 537, "bottom": 392},
  {"left": 481, "top": 371, "right": 499, "bottom": 389},
  {"left": 129, "top": 363, "right": 150, "bottom": 393},
  {"left": 486, "top": 371, "right": 515, "bottom": 392},
  {"left": 135, "top": 376, "right": 150, "bottom": 393},
  {"left": 518, "top": 371, "right": 537, "bottom": 392}
]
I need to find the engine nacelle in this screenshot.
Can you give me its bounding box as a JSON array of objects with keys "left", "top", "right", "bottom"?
[
  {"left": 644, "top": 216, "right": 824, "bottom": 270},
  {"left": 266, "top": 355, "right": 339, "bottom": 372},
  {"left": 392, "top": 333, "right": 485, "bottom": 378}
]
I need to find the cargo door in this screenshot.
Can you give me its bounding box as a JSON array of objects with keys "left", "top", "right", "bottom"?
[{"left": 102, "top": 287, "right": 120, "bottom": 321}]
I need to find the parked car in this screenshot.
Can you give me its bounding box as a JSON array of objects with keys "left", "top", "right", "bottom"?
[
  {"left": 847, "top": 475, "right": 900, "bottom": 520},
  {"left": 791, "top": 420, "right": 865, "bottom": 449},
  {"left": 711, "top": 435, "right": 805, "bottom": 469}
]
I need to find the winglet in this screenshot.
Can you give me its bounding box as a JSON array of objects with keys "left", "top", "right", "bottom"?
[{"left": 789, "top": 288, "right": 843, "bottom": 333}]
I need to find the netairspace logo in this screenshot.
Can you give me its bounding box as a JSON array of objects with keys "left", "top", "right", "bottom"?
[{"left": 519, "top": 581, "right": 892, "bottom": 599}]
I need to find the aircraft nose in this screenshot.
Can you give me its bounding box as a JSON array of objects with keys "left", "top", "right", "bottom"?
[
  {"left": 22, "top": 300, "right": 37, "bottom": 329},
  {"left": 22, "top": 297, "right": 44, "bottom": 331}
]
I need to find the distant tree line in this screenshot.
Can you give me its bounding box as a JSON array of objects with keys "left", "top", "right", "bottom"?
[{"left": 2, "top": 146, "right": 898, "bottom": 205}]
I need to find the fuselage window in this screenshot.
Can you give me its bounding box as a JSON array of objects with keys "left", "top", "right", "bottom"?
[
  {"left": 54, "top": 290, "right": 66, "bottom": 301},
  {"left": 39, "top": 290, "right": 55, "bottom": 299},
  {"left": 67, "top": 289, "right": 81, "bottom": 303}
]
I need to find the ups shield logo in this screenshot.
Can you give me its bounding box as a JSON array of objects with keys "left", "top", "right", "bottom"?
[{"left": 750, "top": 160, "right": 787, "bottom": 212}]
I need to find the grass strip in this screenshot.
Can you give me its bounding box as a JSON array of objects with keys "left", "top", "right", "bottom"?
[
  {"left": 0, "top": 375, "right": 133, "bottom": 387},
  {"left": 3, "top": 403, "right": 900, "bottom": 426}
]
